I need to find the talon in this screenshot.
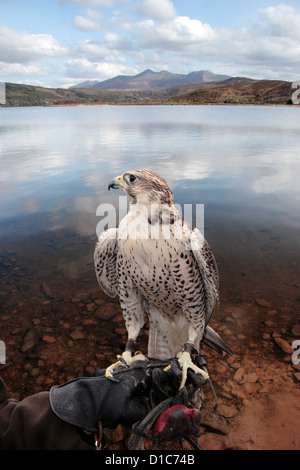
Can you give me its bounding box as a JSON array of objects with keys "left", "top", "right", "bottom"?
[
  {"left": 105, "top": 360, "right": 123, "bottom": 378},
  {"left": 117, "top": 355, "right": 130, "bottom": 366},
  {"left": 177, "top": 350, "right": 209, "bottom": 390},
  {"left": 105, "top": 349, "right": 147, "bottom": 379}
]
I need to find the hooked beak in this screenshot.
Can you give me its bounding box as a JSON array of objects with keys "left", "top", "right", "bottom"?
[{"left": 108, "top": 175, "right": 124, "bottom": 191}]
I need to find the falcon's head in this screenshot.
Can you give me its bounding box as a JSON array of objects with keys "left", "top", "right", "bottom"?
[{"left": 108, "top": 169, "right": 175, "bottom": 205}]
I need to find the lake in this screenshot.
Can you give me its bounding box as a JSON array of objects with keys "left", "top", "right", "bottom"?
[{"left": 0, "top": 104, "right": 300, "bottom": 399}]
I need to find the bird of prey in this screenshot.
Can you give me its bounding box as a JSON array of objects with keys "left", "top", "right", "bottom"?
[{"left": 94, "top": 169, "right": 233, "bottom": 389}]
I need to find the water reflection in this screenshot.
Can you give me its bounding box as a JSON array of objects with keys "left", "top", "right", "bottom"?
[
  {"left": 1, "top": 105, "right": 300, "bottom": 401},
  {"left": 0, "top": 105, "right": 300, "bottom": 238}
]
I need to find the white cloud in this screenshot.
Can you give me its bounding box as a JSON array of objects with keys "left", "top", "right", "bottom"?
[
  {"left": 3, "top": 2, "right": 300, "bottom": 86},
  {"left": 124, "top": 3, "right": 300, "bottom": 81},
  {"left": 73, "top": 9, "right": 102, "bottom": 31},
  {"left": 130, "top": 16, "right": 216, "bottom": 51},
  {"left": 133, "top": 0, "right": 177, "bottom": 22},
  {"left": 77, "top": 40, "right": 109, "bottom": 60},
  {"left": 0, "top": 62, "right": 45, "bottom": 78},
  {"left": 0, "top": 26, "right": 67, "bottom": 64},
  {"left": 104, "top": 33, "right": 133, "bottom": 51},
  {"left": 259, "top": 3, "right": 300, "bottom": 40},
  {"left": 65, "top": 57, "right": 136, "bottom": 80}
]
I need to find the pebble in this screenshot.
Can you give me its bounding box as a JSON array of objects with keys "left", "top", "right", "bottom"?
[
  {"left": 291, "top": 325, "right": 300, "bottom": 337},
  {"left": 69, "top": 330, "right": 84, "bottom": 340},
  {"left": 255, "top": 298, "right": 272, "bottom": 308},
  {"left": 20, "top": 328, "right": 39, "bottom": 353},
  {"left": 86, "top": 303, "right": 96, "bottom": 312},
  {"left": 263, "top": 320, "right": 274, "bottom": 327},
  {"left": 94, "top": 306, "right": 117, "bottom": 321},
  {"left": 272, "top": 335, "right": 294, "bottom": 355},
  {"left": 30, "top": 368, "right": 40, "bottom": 377},
  {"left": 219, "top": 404, "right": 237, "bottom": 419},
  {"left": 114, "top": 327, "right": 127, "bottom": 336},
  {"left": 40, "top": 283, "right": 55, "bottom": 300},
  {"left": 233, "top": 367, "right": 245, "bottom": 382},
  {"left": 243, "top": 372, "right": 259, "bottom": 383},
  {"left": 10, "top": 328, "right": 21, "bottom": 335},
  {"left": 42, "top": 336, "right": 56, "bottom": 344},
  {"left": 82, "top": 319, "right": 97, "bottom": 326}
]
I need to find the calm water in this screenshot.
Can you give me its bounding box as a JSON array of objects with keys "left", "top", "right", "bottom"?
[
  {"left": 1, "top": 105, "right": 300, "bottom": 237},
  {"left": 0, "top": 105, "right": 300, "bottom": 382}
]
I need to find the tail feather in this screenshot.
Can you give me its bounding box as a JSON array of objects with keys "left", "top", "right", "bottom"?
[{"left": 202, "top": 326, "right": 234, "bottom": 357}]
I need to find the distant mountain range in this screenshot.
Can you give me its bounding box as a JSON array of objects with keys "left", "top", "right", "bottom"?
[
  {"left": 2, "top": 77, "right": 293, "bottom": 107},
  {"left": 70, "top": 69, "right": 232, "bottom": 90}
]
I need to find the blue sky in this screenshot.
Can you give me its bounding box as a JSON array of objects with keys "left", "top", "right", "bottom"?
[{"left": 1, "top": 0, "right": 300, "bottom": 88}]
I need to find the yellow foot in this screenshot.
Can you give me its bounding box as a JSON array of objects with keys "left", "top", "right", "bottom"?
[
  {"left": 177, "top": 351, "right": 209, "bottom": 390},
  {"left": 105, "top": 350, "right": 147, "bottom": 379}
]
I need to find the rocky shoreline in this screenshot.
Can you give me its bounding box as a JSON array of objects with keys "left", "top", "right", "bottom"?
[{"left": 0, "top": 229, "right": 299, "bottom": 450}]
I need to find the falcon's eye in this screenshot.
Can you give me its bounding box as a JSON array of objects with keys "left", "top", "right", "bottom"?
[{"left": 129, "top": 175, "right": 137, "bottom": 183}]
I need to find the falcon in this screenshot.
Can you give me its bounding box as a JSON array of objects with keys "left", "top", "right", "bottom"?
[{"left": 94, "top": 169, "right": 233, "bottom": 390}]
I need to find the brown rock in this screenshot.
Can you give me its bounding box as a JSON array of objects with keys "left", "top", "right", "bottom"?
[
  {"left": 233, "top": 368, "right": 245, "bottom": 382},
  {"left": 255, "top": 298, "right": 272, "bottom": 308},
  {"left": 20, "top": 328, "right": 39, "bottom": 353},
  {"left": 291, "top": 325, "right": 300, "bottom": 337},
  {"left": 267, "top": 309, "right": 277, "bottom": 316},
  {"left": 40, "top": 283, "right": 55, "bottom": 300},
  {"left": 244, "top": 382, "right": 261, "bottom": 395},
  {"left": 42, "top": 335, "right": 56, "bottom": 344},
  {"left": 244, "top": 372, "right": 259, "bottom": 383},
  {"left": 30, "top": 368, "right": 40, "bottom": 377},
  {"left": 10, "top": 328, "right": 21, "bottom": 335},
  {"left": 82, "top": 319, "right": 97, "bottom": 326},
  {"left": 263, "top": 320, "right": 274, "bottom": 327},
  {"left": 86, "top": 303, "right": 96, "bottom": 312},
  {"left": 94, "top": 305, "right": 117, "bottom": 321},
  {"left": 231, "top": 387, "right": 247, "bottom": 400},
  {"left": 219, "top": 404, "right": 237, "bottom": 419},
  {"left": 272, "top": 335, "right": 294, "bottom": 355},
  {"left": 114, "top": 327, "right": 127, "bottom": 336},
  {"left": 69, "top": 330, "right": 84, "bottom": 340}
]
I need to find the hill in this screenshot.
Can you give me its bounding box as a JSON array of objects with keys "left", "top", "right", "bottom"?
[
  {"left": 0, "top": 78, "right": 295, "bottom": 107},
  {"left": 70, "top": 69, "right": 232, "bottom": 90},
  {"left": 169, "top": 78, "right": 293, "bottom": 105}
]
